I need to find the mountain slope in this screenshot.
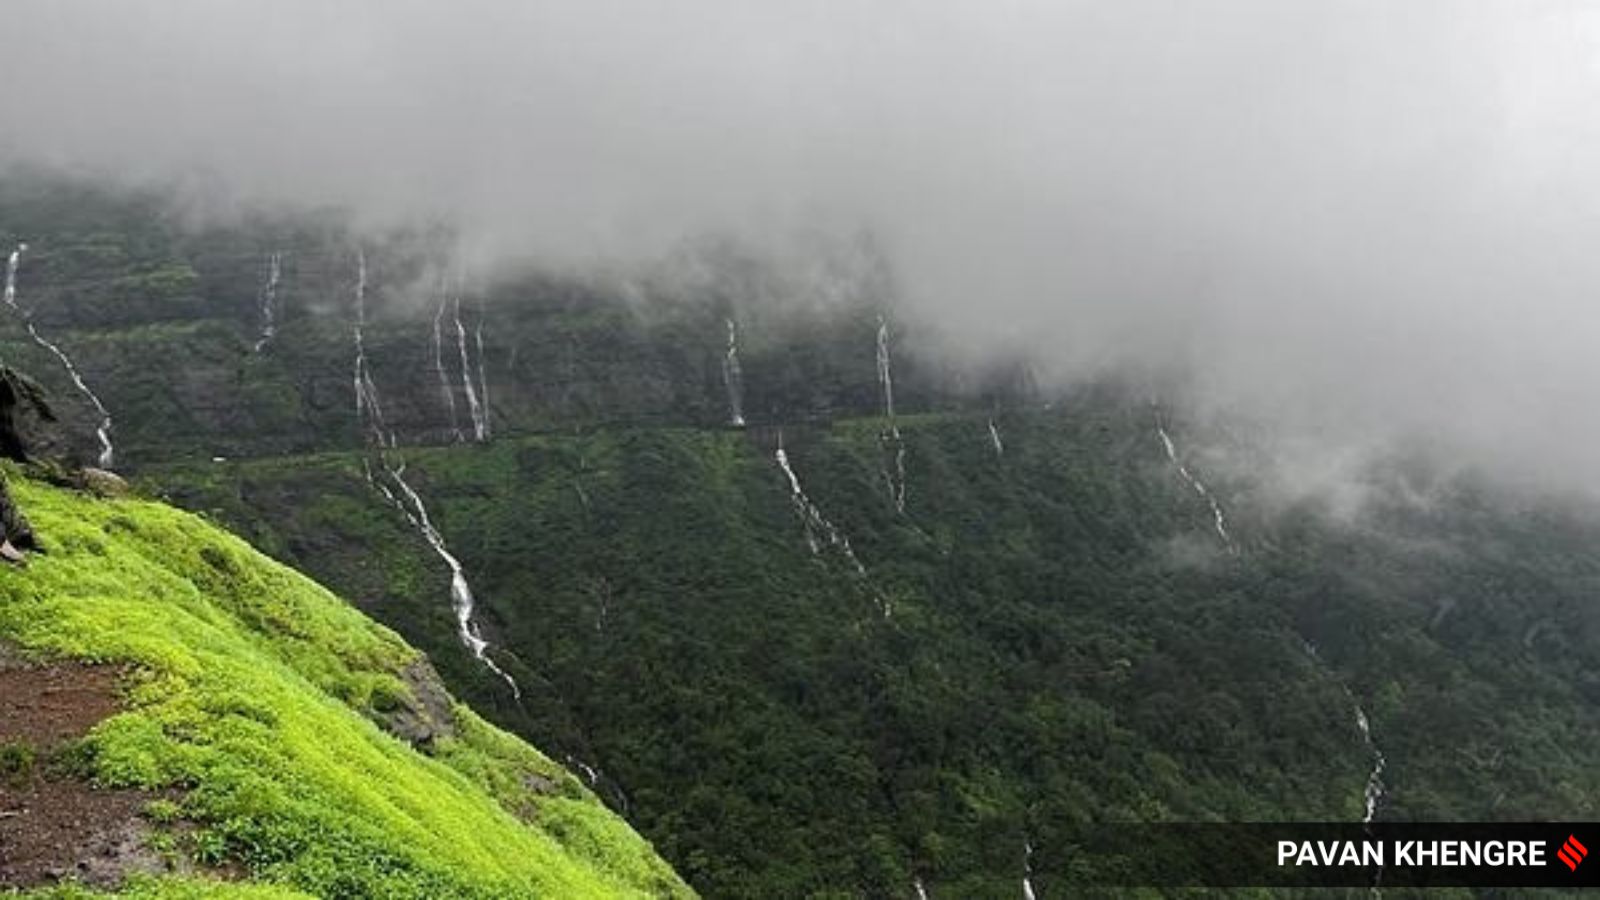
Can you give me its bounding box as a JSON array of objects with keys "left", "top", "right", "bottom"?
[
  {"left": 10, "top": 178, "right": 1600, "bottom": 895},
  {"left": 0, "top": 468, "right": 690, "bottom": 898},
  {"left": 150, "top": 402, "right": 1600, "bottom": 896}
]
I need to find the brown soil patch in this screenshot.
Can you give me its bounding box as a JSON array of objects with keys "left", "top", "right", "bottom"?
[
  {"left": 0, "top": 778, "right": 161, "bottom": 888},
  {"left": 0, "top": 654, "right": 158, "bottom": 889},
  {"left": 0, "top": 661, "right": 123, "bottom": 746}
]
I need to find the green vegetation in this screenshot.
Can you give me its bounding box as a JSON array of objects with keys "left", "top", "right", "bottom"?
[
  {"left": 150, "top": 403, "right": 1600, "bottom": 896},
  {"left": 0, "top": 470, "right": 689, "bottom": 898},
  {"left": 13, "top": 173, "right": 1600, "bottom": 896},
  {"left": 24, "top": 882, "right": 310, "bottom": 899}
]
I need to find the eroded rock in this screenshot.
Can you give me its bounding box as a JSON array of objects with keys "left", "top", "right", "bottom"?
[
  {"left": 379, "top": 658, "right": 458, "bottom": 751},
  {"left": 76, "top": 467, "right": 130, "bottom": 499}
]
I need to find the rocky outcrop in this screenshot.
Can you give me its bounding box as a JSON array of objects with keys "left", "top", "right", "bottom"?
[{"left": 377, "top": 658, "right": 458, "bottom": 751}]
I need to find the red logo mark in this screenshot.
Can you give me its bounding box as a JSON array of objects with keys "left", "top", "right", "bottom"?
[{"left": 1558, "top": 835, "right": 1587, "bottom": 872}]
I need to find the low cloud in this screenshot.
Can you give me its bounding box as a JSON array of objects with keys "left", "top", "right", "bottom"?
[{"left": 5, "top": 1, "right": 1600, "bottom": 488}]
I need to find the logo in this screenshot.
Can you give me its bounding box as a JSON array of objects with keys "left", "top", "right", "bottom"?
[{"left": 1557, "top": 835, "right": 1587, "bottom": 872}]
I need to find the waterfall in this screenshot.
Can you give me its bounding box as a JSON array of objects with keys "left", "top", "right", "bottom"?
[
  {"left": 1300, "top": 639, "right": 1390, "bottom": 868},
  {"left": 1353, "top": 704, "right": 1387, "bottom": 824},
  {"left": 1354, "top": 698, "right": 1388, "bottom": 898},
  {"left": 454, "top": 295, "right": 489, "bottom": 441},
  {"left": 876, "top": 315, "right": 907, "bottom": 513},
  {"left": 913, "top": 876, "right": 930, "bottom": 900},
  {"left": 351, "top": 249, "right": 393, "bottom": 446},
  {"left": 350, "top": 255, "right": 514, "bottom": 696},
  {"left": 431, "top": 290, "right": 463, "bottom": 441},
  {"left": 3, "top": 244, "right": 22, "bottom": 308},
  {"left": 775, "top": 443, "right": 864, "bottom": 572},
  {"left": 3, "top": 245, "right": 23, "bottom": 312},
  {"left": 382, "top": 461, "right": 521, "bottom": 699},
  {"left": 875, "top": 315, "right": 897, "bottom": 421},
  {"left": 1153, "top": 412, "right": 1236, "bottom": 553},
  {"left": 988, "top": 418, "right": 1004, "bottom": 457},
  {"left": 722, "top": 317, "right": 746, "bottom": 427},
  {"left": 370, "top": 467, "right": 520, "bottom": 693},
  {"left": 352, "top": 250, "right": 368, "bottom": 419},
  {"left": 4, "top": 244, "right": 115, "bottom": 468},
  {"left": 1023, "top": 840, "right": 1038, "bottom": 900},
  {"left": 572, "top": 758, "right": 601, "bottom": 786},
  {"left": 474, "top": 309, "right": 491, "bottom": 440},
  {"left": 362, "top": 457, "right": 406, "bottom": 515},
  {"left": 1350, "top": 686, "right": 1388, "bottom": 896},
  {"left": 252, "top": 251, "right": 282, "bottom": 352},
  {"left": 775, "top": 439, "right": 888, "bottom": 617}
]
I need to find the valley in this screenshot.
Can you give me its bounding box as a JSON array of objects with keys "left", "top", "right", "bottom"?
[{"left": 7, "top": 179, "right": 1600, "bottom": 895}]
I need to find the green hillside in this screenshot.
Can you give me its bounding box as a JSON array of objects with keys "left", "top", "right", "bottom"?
[
  {"left": 0, "top": 469, "right": 690, "bottom": 898},
  {"left": 8, "top": 176, "right": 1600, "bottom": 896},
  {"left": 150, "top": 401, "right": 1600, "bottom": 896}
]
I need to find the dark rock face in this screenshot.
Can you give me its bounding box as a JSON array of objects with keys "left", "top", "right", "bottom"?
[
  {"left": 378, "top": 658, "right": 458, "bottom": 751},
  {"left": 0, "top": 478, "right": 34, "bottom": 555},
  {"left": 0, "top": 367, "right": 53, "bottom": 464}
]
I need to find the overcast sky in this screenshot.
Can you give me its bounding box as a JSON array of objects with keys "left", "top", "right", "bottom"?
[{"left": 4, "top": 1, "right": 1600, "bottom": 487}]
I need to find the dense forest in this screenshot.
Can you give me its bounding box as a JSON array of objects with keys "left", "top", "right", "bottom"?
[{"left": 5, "top": 175, "right": 1600, "bottom": 896}]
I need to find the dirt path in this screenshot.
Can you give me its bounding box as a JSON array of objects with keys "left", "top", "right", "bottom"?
[
  {"left": 0, "top": 655, "right": 163, "bottom": 889},
  {"left": 0, "top": 661, "right": 123, "bottom": 745},
  {"left": 0, "top": 779, "right": 157, "bottom": 887}
]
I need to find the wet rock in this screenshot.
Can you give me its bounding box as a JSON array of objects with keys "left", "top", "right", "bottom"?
[
  {"left": 378, "top": 658, "right": 457, "bottom": 751},
  {"left": 75, "top": 467, "right": 129, "bottom": 499}
]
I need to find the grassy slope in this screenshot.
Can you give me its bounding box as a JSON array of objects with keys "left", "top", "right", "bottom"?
[{"left": 0, "top": 470, "right": 690, "bottom": 899}]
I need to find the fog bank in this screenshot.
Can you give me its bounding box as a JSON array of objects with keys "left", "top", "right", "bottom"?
[{"left": 5, "top": 1, "right": 1600, "bottom": 486}]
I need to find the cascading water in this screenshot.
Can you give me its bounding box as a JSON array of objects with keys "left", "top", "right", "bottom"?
[
  {"left": 4, "top": 245, "right": 24, "bottom": 308},
  {"left": 431, "top": 289, "right": 463, "bottom": 441},
  {"left": 454, "top": 295, "right": 489, "bottom": 441},
  {"left": 1348, "top": 679, "right": 1388, "bottom": 895},
  {"left": 382, "top": 462, "right": 521, "bottom": 699},
  {"left": 722, "top": 317, "right": 746, "bottom": 427},
  {"left": 1023, "top": 840, "right": 1038, "bottom": 900},
  {"left": 988, "top": 418, "right": 1004, "bottom": 458},
  {"left": 1153, "top": 411, "right": 1236, "bottom": 553},
  {"left": 913, "top": 876, "right": 930, "bottom": 900},
  {"left": 4, "top": 243, "right": 115, "bottom": 468},
  {"left": 362, "top": 457, "right": 407, "bottom": 515},
  {"left": 1353, "top": 704, "right": 1387, "bottom": 824},
  {"left": 1299, "top": 637, "right": 1389, "bottom": 896},
  {"left": 353, "top": 250, "right": 368, "bottom": 418},
  {"left": 776, "top": 444, "right": 848, "bottom": 561},
  {"left": 252, "top": 251, "right": 282, "bottom": 352},
  {"left": 875, "top": 315, "right": 907, "bottom": 513},
  {"left": 474, "top": 310, "right": 491, "bottom": 440},
  {"left": 1355, "top": 700, "right": 1388, "bottom": 899},
  {"left": 572, "top": 758, "right": 601, "bottom": 786},
  {"left": 351, "top": 254, "right": 517, "bottom": 697},
  {"left": 775, "top": 438, "right": 888, "bottom": 616},
  {"left": 351, "top": 249, "right": 393, "bottom": 446},
  {"left": 875, "top": 316, "right": 896, "bottom": 420}
]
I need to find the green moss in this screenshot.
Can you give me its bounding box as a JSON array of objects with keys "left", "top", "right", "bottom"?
[
  {"left": 0, "top": 741, "right": 35, "bottom": 785},
  {"left": 17, "top": 879, "right": 312, "bottom": 899},
  {"left": 0, "top": 471, "right": 691, "bottom": 898}
]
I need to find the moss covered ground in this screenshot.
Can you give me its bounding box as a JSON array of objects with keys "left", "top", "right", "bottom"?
[{"left": 0, "top": 468, "right": 690, "bottom": 898}]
